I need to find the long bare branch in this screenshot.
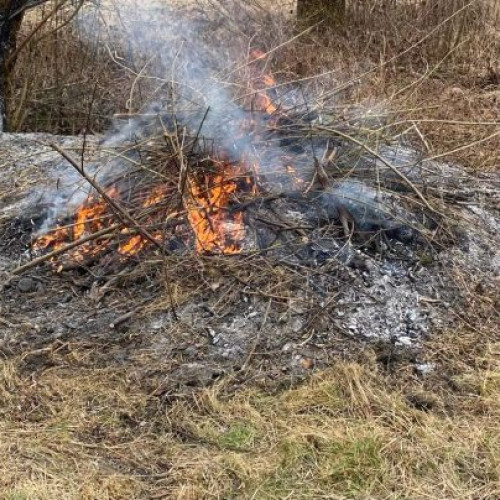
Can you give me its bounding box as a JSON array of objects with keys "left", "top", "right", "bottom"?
[{"left": 316, "top": 125, "right": 436, "bottom": 213}]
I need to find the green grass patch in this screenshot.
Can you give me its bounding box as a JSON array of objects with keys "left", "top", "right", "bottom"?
[{"left": 217, "top": 423, "right": 258, "bottom": 451}]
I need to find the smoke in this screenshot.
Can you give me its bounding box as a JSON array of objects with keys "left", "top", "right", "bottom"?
[
  {"left": 35, "top": 0, "right": 321, "bottom": 234},
  {"left": 33, "top": 0, "right": 255, "bottom": 231},
  {"left": 33, "top": 146, "right": 132, "bottom": 236},
  {"left": 77, "top": 0, "right": 322, "bottom": 167},
  {"left": 79, "top": 0, "right": 254, "bottom": 145},
  {"left": 29, "top": 0, "right": 430, "bottom": 258}
]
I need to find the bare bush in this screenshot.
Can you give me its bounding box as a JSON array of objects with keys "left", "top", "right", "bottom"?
[
  {"left": 5, "top": 0, "right": 500, "bottom": 168},
  {"left": 347, "top": 0, "right": 500, "bottom": 66},
  {"left": 10, "top": 1, "right": 127, "bottom": 133}
]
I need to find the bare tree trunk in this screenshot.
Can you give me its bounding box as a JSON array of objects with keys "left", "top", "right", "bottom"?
[
  {"left": 0, "top": 0, "right": 27, "bottom": 131},
  {"left": 297, "top": 0, "right": 346, "bottom": 27}
]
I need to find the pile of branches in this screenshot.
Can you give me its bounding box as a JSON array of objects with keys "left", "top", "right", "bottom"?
[{"left": 1, "top": 36, "right": 453, "bottom": 317}]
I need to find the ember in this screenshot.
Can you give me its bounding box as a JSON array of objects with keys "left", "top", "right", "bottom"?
[{"left": 186, "top": 161, "right": 249, "bottom": 254}]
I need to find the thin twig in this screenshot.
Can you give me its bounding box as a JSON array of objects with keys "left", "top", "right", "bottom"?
[
  {"left": 9, "top": 224, "right": 120, "bottom": 278},
  {"left": 315, "top": 125, "right": 436, "bottom": 213}
]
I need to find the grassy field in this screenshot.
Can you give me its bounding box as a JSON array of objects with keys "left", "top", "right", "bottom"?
[
  {"left": 2, "top": 1, "right": 500, "bottom": 498},
  {"left": 0, "top": 330, "right": 499, "bottom": 499}
]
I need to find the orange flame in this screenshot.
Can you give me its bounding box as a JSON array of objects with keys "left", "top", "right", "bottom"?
[
  {"left": 118, "top": 234, "right": 148, "bottom": 256},
  {"left": 116, "top": 186, "right": 169, "bottom": 256},
  {"left": 251, "top": 49, "right": 267, "bottom": 61},
  {"left": 33, "top": 186, "right": 118, "bottom": 260},
  {"left": 140, "top": 185, "right": 167, "bottom": 208},
  {"left": 249, "top": 50, "right": 279, "bottom": 117},
  {"left": 255, "top": 93, "right": 278, "bottom": 115},
  {"left": 186, "top": 162, "right": 249, "bottom": 254},
  {"left": 32, "top": 185, "right": 172, "bottom": 261}
]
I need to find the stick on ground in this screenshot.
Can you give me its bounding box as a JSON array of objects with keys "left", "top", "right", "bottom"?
[{"left": 10, "top": 224, "right": 120, "bottom": 277}]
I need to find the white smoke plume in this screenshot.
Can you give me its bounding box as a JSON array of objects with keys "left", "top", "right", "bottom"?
[
  {"left": 80, "top": 0, "right": 265, "bottom": 145},
  {"left": 33, "top": 0, "right": 313, "bottom": 233}
]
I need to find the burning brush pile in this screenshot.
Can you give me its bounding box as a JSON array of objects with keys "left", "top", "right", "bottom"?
[
  {"left": 23, "top": 2, "right": 442, "bottom": 275},
  {"left": 25, "top": 2, "right": 444, "bottom": 275},
  {"left": 4, "top": 2, "right": 467, "bottom": 349},
  {"left": 29, "top": 56, "right": 439, "bottom": 273}
]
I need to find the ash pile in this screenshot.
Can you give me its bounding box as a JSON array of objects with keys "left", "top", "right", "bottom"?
[
  {"left": 0, "top": 107, "right": 459, "bottom": 352},
  {"left": 0, "top": 117, "right": 498, "bottom": 380}
]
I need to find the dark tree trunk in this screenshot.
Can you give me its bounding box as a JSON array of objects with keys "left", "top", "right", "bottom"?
[
  {"left": 0, "top": 1, "right": 27, "bottom": 131},
  {"left": 297, "top": 0, "right": 346, "bottom": 27}
]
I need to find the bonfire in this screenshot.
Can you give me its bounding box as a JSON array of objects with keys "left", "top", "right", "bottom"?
[{"left": 28, "top": 49, "right": 438, "bottom": 279}]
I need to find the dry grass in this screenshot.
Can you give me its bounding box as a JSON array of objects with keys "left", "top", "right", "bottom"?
[
  {"left": 8, "top": 0, "right": 500, "bottom": 169},
  {"left": 9, "top": 2, "right": 129, "bottom": 133},
  {"left": 0, "top": 329, "right": 498, "bottom": 499},
  {"left": 273, "top": 0, "right": 500, "bottom": 169}
]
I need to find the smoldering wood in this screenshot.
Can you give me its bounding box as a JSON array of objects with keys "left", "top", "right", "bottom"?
[
  {"left": 13, "top": 60, "right": 444, "bottom": 296},
  {"left": 9, "top": 223, "right": 120, "bottom": 277}
]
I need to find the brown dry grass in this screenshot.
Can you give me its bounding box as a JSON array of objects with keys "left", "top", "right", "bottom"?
[
  {"left": 9, "top": 2, "right": 129, "bottom": 134},
  {"left": 3, "top": 1, "right": 500, "bottom": 499},
  {"left": 0, "top": 328, "right": 499, "bottom": 499},
  {"left": 279, "top": 0, "right": 500, "bottom": 169},
  {"left": 9, "top": 0, "right": 500, "bottom": 170}
]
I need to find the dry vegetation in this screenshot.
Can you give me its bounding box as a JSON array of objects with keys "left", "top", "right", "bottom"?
[
  {"left": 9, "top": 0, "right": 500, "bottom": 165},
  {"left": 2, "top": 0, "right": 500, "bottom": 498},
  {"left": 0, "top": 325, "right": 499, "bottom": 499}
]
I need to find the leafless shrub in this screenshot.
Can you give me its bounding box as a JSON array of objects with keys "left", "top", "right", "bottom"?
[
  {"left": 6, "top": 0, "right": 500, "bottom": 171},
  {"left": 346, "top": 0, "right": 500, "bottom": 68},
  {"left": 10, "top": 1, "right": 128, "bottom": 133}
]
